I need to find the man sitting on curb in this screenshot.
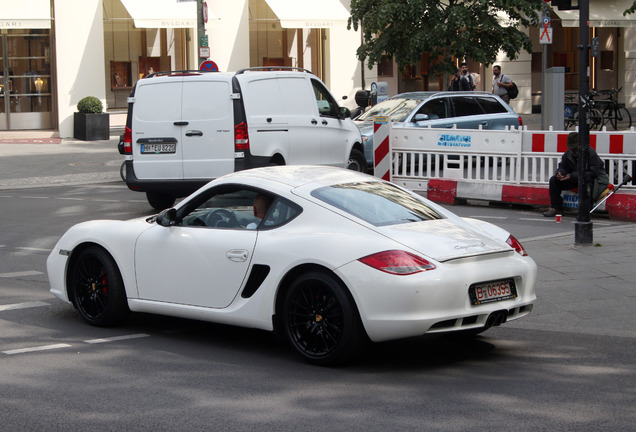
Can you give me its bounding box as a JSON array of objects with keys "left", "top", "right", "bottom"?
[{"left": 543, "top": 132, "right": 609, "bottom": 217}]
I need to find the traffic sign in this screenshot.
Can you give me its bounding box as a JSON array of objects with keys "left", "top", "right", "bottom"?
[
  {"left": 200, "top": 60, "right": 218, "bottom": 72},
  {"left": 203, "top": 1, "right": 209, "bottom": 24}
]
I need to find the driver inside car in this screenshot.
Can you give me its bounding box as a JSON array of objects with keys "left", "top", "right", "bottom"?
[{"left": 246, "top": 194, "right": 273, "bottom": 229}]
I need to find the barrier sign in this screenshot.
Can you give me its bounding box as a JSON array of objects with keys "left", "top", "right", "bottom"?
[{"left": 373, "top": 116, "right": 391, "bottom": 181}]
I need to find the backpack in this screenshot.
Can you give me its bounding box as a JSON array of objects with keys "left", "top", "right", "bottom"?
[{"left": 507, "top": 81, "right": 519, "bottom": 99}]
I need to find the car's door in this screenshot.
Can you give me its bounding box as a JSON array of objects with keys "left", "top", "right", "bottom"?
[
  {"left": 131, "top": 78, "right": 184, "bottom": 180},
  {"left": 311, "top": 79, "right": 351, "bottom": 167},
  {"left": 408, "top": 98, "right": 456, "bottom": 128},
  {"left": 134, "top": 188, "right": 260, "bottom": 309}
]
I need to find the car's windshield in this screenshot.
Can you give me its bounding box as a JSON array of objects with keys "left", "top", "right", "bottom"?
[
  {"left": 356, "top": 98, "right": 424, "bottom": 122},
  {"left": 311, "top": 182, "right": 443, "bottom": 226}
]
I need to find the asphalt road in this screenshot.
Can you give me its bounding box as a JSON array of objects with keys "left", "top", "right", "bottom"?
[{"left": 1, "top": 182, "right": 634, "bottom": 431}]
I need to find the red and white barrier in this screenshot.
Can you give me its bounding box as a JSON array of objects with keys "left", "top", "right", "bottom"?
[{"left": 373, "top": 116, "right": 391, "bottom": 181}]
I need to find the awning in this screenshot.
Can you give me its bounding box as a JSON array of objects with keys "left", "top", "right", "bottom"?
[
  {"left": 1, "top": 0, "right": 51, "bottom": 29},
  {"left": 120, "top": 0, "right": 215, "bottom": 29},
  {"left": 554, "top": 0, "right": 636, "bottom": 27},
  {"left": 265, "top": 0, "right": 350, "bottom": 29}
]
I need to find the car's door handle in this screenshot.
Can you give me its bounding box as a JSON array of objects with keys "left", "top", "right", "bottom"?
[
  {"left": 185, "top": 130, "right": 203, "bottom": 137},
  {"left": 226, "top": 249, "right": 248, "bottom": 262},
  {"left": 322, "top": 120, "right": 328, "bottom": 125},
  {"left": 311, "top": 119, "right": 318, "bottom": 125},
  {"left": 174, "top": 121, "right": 189, "bottom": 126}
]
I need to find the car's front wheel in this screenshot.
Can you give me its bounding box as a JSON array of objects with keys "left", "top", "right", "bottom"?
[
  {"left": 346, "top": 149, "right": 367, "bottom": 172},
  {"left": 281, "top": 271, "right": 364, "bottom": 365},
  {"left": 70, "top": 246, "right": 129, "bottom": 327}
]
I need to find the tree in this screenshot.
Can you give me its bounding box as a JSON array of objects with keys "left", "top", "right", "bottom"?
[
  {"left": 625, "top": 1, "right": 636, "bottom": 15},
  {"left": 348, "top": 0, "right": 544, "bottom": 75}
]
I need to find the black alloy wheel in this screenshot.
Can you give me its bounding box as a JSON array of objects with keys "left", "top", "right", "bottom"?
[
  {"left": 347, "top": 149, "right": 367, "bottom": 172},
  {"left": 282, "top": 271, "right": 363, "bottom": 365},
  {"left": 146, "top": 192, "right": 176, "bottom": 211},
  {"left": 70, "top": 246, "right": 129, "bottom": 326}
]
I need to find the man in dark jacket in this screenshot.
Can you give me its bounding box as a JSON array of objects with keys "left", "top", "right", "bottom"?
[{"left": 543, "top": 132, "right": 609, "bottom": 217}]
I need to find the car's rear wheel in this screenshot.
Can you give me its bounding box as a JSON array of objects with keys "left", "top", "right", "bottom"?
[
  {"left": 346, "top": 149, "right": 367, "bottom": 172},
  {"left": 146, "top": 192, "right": 176, "bottom": 211},
  {"left": 281, "top": 271, "right": 364, "bottom": 365},
  {"left": 70, "top": 246, "right": 129, "bottom": 327}
]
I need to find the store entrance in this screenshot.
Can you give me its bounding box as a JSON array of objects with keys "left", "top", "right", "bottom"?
[{"left": 0, "top": 29, "right": 53, "bottom": 131}]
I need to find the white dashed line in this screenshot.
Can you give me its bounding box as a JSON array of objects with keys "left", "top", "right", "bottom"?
[
  {"left": 56, "top": 197, "right": 84, "bottom": 201},
  {"left": 15, "top": 247, "right": 51, "bottom": 253},
  {"left": 3, "top": 343, "right": 72, "bottom": 355},
  {"left": 0, "top": 270, "right": 45, "bottom": 278},
  {"left": 0, "top": 301, "right": 50, "bottom": 312},
  {"left": 85, "top": 334, "right": 151, "bottom": 344}
]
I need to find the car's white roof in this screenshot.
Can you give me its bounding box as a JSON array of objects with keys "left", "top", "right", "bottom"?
[{"left": 219, "top": 165, "right": 378, "bottom": 189}]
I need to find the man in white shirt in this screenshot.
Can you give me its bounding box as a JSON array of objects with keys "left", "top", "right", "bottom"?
[{"left": 492, "top": 65, "right": 512, "bottom": 104}]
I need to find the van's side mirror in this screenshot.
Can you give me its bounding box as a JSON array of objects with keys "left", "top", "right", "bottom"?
[
  {"left": 339, "top": 107, "right": 351, "bottom": 120},
  {"left": 156, "top": 208, "right": 177, "bottom": 226}
]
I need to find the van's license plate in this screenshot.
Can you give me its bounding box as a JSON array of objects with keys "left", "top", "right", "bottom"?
[
  {"left": 141, "top": 143, "right": 176, "bottom": 154},
  {"left": 469, "top": 279, "right": 517, "bottom": 305}
]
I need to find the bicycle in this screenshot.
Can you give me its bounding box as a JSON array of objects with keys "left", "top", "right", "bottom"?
[
  {"left": 594, "top": 88, "right": 632, "bottom": 130},
  {"left": 564, "top": 92, "right": 603, "bottom": 131}
]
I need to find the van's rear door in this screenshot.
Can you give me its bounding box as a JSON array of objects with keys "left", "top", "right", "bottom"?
[
  {"left": 131, "top": 77, "right": 184, "bottom": 180},
  {"left": 181, "top": 78, "right": 234, "bottom": 179}
]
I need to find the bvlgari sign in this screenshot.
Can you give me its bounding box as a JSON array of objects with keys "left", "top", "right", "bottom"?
[{"left": 0, "top": 19, "right": 51, "bottom": 29}]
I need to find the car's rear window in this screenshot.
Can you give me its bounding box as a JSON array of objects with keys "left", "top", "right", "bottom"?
[
  {"left": 476, "top": 96, "right": 509, "bottom": 114},
  {"left": 357, "top": 98, "right": 424, "bottom": 122},
  {"left": 450, "top": 97, "right": 485, "bottom": 117},
  {"left": 311, "top": 182, "right": 443, "bottom": 226}
]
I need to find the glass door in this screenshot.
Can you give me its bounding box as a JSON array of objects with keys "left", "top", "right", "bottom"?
[{"left": 0, "top": 29, "right": 53, "bottom": 131}]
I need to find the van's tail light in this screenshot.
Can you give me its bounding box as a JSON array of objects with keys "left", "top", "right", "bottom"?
[
  {"left": 506, "top": 235, "right": 528, "bottom": 256},
  {"left": 358, "top": 250, "right": 436, "bottom": 275},
  {"left": 123, "top": 126, "right": 132, "bottom": 155},
  {"left": 517, "top": 116, "right": 523, "bottom": 127},
  {"left": 235, "top": 122, "right": 249, "bottom": 151}
]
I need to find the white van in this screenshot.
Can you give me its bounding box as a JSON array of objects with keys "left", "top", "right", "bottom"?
[{"left": 121, "top": 68, "right": 365, "bottom": 210}]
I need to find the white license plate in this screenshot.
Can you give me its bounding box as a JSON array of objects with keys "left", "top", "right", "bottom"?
[
  {"left": 469, "top": 279, "right": 517, "bottom": 305},
  {"left": 141, "top": 143, "right": 176, "bottom": 154}
]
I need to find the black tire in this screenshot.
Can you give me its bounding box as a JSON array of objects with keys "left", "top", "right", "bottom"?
[
  {"left": 346, "top": 149, "right": 367, "bottom": 172},
  {"left": 615, "top": 107, "right": 632, "bottom": 130},
  {"left": 119, "top": 161, "right": 126, "bottom": 182},
  {"left": 281, "top": 271, "right": 364, "bottom": 365},
  {"left": 70, "top": 246, "right": 129, "bottom": 327},
  {"left": 146, "top": 192, "right": 176, "bottom": 211}
]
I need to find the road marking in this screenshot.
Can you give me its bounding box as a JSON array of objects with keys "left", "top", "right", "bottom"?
[
  {"left": 22, "top": 196, "right": 48, "bottom": 199},
  {"left": 15, "top": 247, "right": 51, "bottom": 253},
  {"left": 3, "top": 343, "right": 72, "bottom": 355},
  {"left": 56, "top": 197, "right": 84, "bottom": 201},
  {"left": 472, "top": 215, "right": 507, "bottom": 219},
  {"left": 85, "top": 333, "right": 151, "bottom": 344},
  {"left": 0, "top": 301, "right": 50, "bottom": 312},
  {"left": 93, "top": 199, "right": 119, "bottom": 202},
  {"left": 0, "top": 270, "right": 45, "bottom": 278}
]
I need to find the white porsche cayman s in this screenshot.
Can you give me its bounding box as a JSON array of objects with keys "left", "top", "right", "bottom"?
[{"left": 47, "top": 166, "right": 536, "bottom": 365}]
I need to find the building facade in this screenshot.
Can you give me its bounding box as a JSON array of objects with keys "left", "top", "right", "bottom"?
[{"left": 0, "top": 0, "right": 634, "bottom": 138}]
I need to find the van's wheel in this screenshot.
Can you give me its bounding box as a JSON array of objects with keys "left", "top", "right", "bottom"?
[
  {"left": 70, "top": 246, "right": 129, "bottom": 327},
  {"left": 281, "top": 271, "right": 364, "bottom": 365},
  {"left": 119, "top": 162, "right": 126, "bottom": 181},
  {"left": 347, "top": 149, "right": 366, "bottom": 172},
  {"left": 146, "top": 192, "right": 176, "bottom": 211}
]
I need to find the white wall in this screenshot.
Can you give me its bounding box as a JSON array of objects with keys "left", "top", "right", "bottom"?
[
  {"left": 206, "top": 0, "right": 250, "bottom": 72},
  {"left": 54, "top": 0, "right": 106, "bottom": 138}
]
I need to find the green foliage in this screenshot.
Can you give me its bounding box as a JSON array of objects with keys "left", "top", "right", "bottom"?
[
  {"left": 77, "top": 96, "right": 103, "bottom": 114},
  {"left": 625, "top": 1, "right": 636, "bottom": 16},
  {"left": 348, "top": 0, "right": 544, "bottom": 75}
]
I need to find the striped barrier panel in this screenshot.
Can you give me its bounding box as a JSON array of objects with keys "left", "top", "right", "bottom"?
[{"left": 373, "top": 116, "right": 391, "bottom": 181}]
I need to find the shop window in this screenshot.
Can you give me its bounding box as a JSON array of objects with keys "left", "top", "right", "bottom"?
[
  {"left": 378, "top": 56, "right": 393, "bottom": 77},
  {"left": 600, "top": 51, "right": 613, "bottom": 71},
  {"left": 111, "top": 61, "right": 132, "bottom": 89}
]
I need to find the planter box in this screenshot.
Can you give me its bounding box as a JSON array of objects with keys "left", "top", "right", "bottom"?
[{"left": 74, "top": 112, "right": 110, "bottom": 141}]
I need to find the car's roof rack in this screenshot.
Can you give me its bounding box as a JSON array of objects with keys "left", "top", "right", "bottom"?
[
  {"left": 235, "top": 66, "right": 314, "bottom": 75},
  {"left": 144, "top": 70, "right": 218, "bottom": 78}
]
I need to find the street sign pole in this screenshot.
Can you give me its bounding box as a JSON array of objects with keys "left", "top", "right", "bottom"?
[
  {"left": 575, "top": 0, "right": 593, "bottom": 244},
  {"left": 197, "top": 0, "right": 206, "bottom": 68}
]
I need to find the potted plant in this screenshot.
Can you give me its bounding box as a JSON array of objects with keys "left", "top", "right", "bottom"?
[{"left": 74, "top": 96, "right": 110, "bottom": 141}]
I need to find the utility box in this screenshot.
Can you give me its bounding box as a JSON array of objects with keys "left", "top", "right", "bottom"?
[{"left": 545, "top": 67, "right": 565, "bottom": 130}]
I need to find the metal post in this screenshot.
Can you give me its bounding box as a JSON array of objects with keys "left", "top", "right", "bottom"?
[
  {"left": 575, "top": 0, "right": 593, "bottom": 244},
  {"left": 541, "top": 2, "right": 548, "bottom": 131},
  {"left": 197, "top": 0, "right": 205, "bottom": 69}
]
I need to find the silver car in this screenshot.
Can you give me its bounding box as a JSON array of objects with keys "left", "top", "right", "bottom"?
[{"left": 354, "top": 91, "right": 523, "bottom": 171}]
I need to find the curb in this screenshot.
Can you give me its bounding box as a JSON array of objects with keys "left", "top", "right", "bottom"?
[{"left": 427, "top": 178, "right": 636, "bottom": 222}]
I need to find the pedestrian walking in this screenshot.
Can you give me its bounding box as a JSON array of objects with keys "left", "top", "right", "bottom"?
[
  {"left": 459, "top": 62, "right": 476, "bottom": 91},
  {"left": 492, "top": 65, "right": 513, "bottom": 103}
]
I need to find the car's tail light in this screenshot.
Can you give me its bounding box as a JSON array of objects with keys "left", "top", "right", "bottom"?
[
  {"left": 358, "top": 250, "right": 436, "bottom": 275},
  {"left": 235, "top": 121, "right": 249, "bottom": 151},
  {"left": 123, "top": 126, "right": 132, "bottom": 155},
  {"left": 506, "top": 235, "right": 528, "bottom": 256},
  {"left": 517, "top": 116, "right": 523, "bottom": 127}
]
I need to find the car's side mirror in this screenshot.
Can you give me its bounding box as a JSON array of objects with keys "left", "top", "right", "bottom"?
[
  {"left": 156, "top": 208, "right": 177, "bottom": 227},
  {"left": 339, "top": 107, "right": 351, "bottom": 120},
  {"left": 413, "top": 113, "right": 430, "bottom": 122}
]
